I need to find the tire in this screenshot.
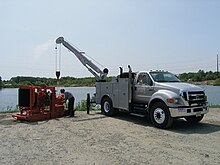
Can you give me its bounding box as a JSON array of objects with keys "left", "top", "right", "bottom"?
[
  {"left": 184, "top": 115, "right": 204, "bottom": 124},
  {"left": 150, "top": 102, "right": 173, "bottom": 129},
  {"left": 101, "top": 97, "right": 116, "bottom": 116}
]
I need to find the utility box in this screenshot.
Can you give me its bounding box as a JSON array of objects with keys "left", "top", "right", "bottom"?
[{"left": 95, "top": 78, "right": 129, "bottom": 110}]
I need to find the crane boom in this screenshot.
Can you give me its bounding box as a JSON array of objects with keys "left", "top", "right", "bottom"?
[{"left": 56, "top": 37, "right": 108, "bottom": 81}]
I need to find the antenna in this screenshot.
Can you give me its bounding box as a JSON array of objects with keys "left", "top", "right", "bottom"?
[{"left": 217, "top": 54, "right": 219, "bottom": 73}]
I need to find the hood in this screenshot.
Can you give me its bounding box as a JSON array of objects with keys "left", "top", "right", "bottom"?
[{"left": 155, "top": 82, "right": 204, "bottom": 92}]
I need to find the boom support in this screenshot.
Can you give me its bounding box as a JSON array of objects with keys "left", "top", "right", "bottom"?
[{"left": 56, "top": 37, "right": 108, "bottom": 81}]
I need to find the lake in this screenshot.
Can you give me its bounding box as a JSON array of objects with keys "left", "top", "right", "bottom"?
[{"left": 0, "top": 86, "right": 220, "bottom": 112}]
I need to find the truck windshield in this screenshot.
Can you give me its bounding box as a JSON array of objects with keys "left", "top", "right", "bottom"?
[{"left": 150, "top": 72, "right": 180, "bottom": 82}]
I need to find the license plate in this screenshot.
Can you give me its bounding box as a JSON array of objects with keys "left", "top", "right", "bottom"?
[
  {"left": 178, "top": 108, "right": 186, "bottom": 112},
  {"left": 196, "top": 112, "right": 202, "bottom": 117}
]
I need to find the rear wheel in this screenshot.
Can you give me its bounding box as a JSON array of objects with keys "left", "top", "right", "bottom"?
[
  {"left": 101, "top": 97, "right": 116, "bottom": 116},
  {"left": 185, "top": 115, "right": 204, "bottom": 123},
  {"left": 150, "top": 102, "right": 173, "bottom": 129}
]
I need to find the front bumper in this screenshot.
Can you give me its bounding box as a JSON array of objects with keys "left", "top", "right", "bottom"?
[{"left": 169, "top": 106, "right": 209, "bottom": 118}]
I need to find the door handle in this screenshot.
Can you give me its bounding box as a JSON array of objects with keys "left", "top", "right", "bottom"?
[
  {"left": 146, "top": 86, "right": 154, "bottom": 91},
  {"left": 149, "top": 87, "right": 154, "bottom": 91}
]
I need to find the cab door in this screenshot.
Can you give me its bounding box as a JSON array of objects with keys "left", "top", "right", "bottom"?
[{"left": 133, "top": 73, "right": 154, "bottom": 104}]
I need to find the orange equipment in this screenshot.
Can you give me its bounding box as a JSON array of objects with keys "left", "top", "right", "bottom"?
[{"left": 12, "top": 85, "right": 67, "bottom": 121}]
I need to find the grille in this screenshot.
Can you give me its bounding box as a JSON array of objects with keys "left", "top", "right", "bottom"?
[{"left": 188, "top": 91, "right": 206, "bottom": 105}]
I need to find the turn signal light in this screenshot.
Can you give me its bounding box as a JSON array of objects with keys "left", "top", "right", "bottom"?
[{"left": 167, "top": 98, "right": 175, "bottom": 103}]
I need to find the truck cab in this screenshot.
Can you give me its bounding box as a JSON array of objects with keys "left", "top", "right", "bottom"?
[{"left": 133, "top": 71, "right": 208, "bottom": 128}]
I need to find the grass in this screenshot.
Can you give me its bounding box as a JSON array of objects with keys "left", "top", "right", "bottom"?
[
  {"left": 75, "top": 100, "right": 87, "bottom": 111},
  {"left": 209, "top": 105, "right": 220, "bottom": 108},
  {"left": 213, "top": 78, "right": 220, "bottom": 86},
  {"left": 0, "top": 106, "right": 19, "bottom": 113},
  {"left": 0, "top": 100, "right": 100, "bottom": 114},
  {"left": 75, "top": 100, "right": 101, "bottom": 111}
]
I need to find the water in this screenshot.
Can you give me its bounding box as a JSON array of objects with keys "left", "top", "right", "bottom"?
[
  {"left": 0, "top": 88, "right": 18, "bottom": 112},
  {"left": 0, "top": 86, "right": 220, "bottom": 112},
  {"left": 200, "top": 85, "right": 220, "bottom": 106}
]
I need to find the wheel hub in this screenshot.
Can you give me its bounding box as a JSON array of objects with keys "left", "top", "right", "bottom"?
[
  {"left": 104, "top": 101, "right": 110, "bottom": 113},
  {"left": 154, "top": 108, "right": 165, "bottom": 124}
]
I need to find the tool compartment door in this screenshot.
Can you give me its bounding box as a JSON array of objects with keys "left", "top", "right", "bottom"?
[{"left": 113, "top": 78, "right": 129, "bottom": 110}]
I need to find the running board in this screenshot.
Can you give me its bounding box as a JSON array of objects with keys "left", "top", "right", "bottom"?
[{"left": 130, "top": 103, "right": 148, "bottom": 115}]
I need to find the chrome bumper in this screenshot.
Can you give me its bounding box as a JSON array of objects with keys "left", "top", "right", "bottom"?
[{"left": 169, "top": 106, "right": 209, "bottom": 118}]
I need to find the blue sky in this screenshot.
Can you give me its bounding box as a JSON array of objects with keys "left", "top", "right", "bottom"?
[{"left": 0, "top": 0, "right": 220, "bottom": 80}]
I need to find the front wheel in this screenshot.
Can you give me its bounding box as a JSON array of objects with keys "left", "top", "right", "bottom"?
[
  {"left": 150, "top": 102, "right": 173, "bottom": 129},
  {"left": 101, "top": 97, "right": 116, "bottom": 116}
]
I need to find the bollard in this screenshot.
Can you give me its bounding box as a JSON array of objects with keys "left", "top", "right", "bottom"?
[{"left": 86, "top": 93, "right": 90, "bottom": 114}]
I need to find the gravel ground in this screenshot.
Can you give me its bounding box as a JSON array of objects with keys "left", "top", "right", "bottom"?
[{"left": 0, "top": 108, "right": 220, "bottom": 165}]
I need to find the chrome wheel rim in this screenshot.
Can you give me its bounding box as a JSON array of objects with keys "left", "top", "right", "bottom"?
[
  {"left": 103, "top": 101, "right": 110, "bottom": 113},
  {"left": 153, "top": 108, "right": 165, "bottom": 124}
]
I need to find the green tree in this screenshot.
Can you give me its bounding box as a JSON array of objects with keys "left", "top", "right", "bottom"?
[
  {"left": 198, "top": 70, "right": 205, "bottom": 81},
  {"left": 179, "top": 70, "right": 220, "bottom": 83},
  {"left": 0, "top": 76, "right": 2, "bottom": 88}
]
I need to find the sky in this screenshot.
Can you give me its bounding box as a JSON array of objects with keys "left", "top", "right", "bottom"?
[{"left": 0, "top": 0, "right": 220, "bottom": 80}]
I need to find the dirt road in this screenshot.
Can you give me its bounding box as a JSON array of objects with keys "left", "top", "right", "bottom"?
[{"left": 0, "top": 108, "right": 220, "bottom": 165}]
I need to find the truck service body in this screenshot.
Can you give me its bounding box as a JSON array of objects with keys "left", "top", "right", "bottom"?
[{"left": 56, "top": 37, "right": 209, "bottom": 128}]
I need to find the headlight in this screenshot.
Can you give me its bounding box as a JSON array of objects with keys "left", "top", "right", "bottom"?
[{"left": 167, "top": 98, "right": 179, "bottom": 104}]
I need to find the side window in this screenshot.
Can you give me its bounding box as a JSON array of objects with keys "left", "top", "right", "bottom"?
[
  {"left": 137, "top": 74, "right": 144, "bottom": 84},
  {"left": 137, "top": 73, "right": 152, "bottom": 86},
  {"left": 142, "top": 74, "right": 152, "bottom": 86}
]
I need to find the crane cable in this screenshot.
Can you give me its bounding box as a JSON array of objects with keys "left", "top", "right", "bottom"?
[
  {"left": 55, "top": 44, "right": 58, "bottom": 71},
  {"left": 59, "top": 43, "right": 61, "bottom": 72}
]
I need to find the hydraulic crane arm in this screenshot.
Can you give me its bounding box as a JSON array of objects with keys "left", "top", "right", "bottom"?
[{"left": 56, "top": 37, "right": 108, "bottom": 81}]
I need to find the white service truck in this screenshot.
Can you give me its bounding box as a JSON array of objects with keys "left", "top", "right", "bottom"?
[{"left": 56, "top": 37, "right": 209, "bottom": 128}]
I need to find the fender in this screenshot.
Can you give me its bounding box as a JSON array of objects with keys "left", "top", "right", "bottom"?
[
  {"left": 149, "top": 89, "right": 179, "bottom": 110},
  {"left": 101, "top": 94, "right": 112, "bottom": 104}
]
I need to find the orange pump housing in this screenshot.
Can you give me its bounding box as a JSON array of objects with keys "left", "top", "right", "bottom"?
[{"left": 12, "top": 85, "right": 67, "bottom": 121}]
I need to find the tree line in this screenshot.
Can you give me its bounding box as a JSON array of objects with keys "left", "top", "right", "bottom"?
[
  {"left": 1, "top": 76, "right": 112, "bottom": 88},
  {"left": 0, "top": 76, "right": 2, "bottom": 88},
  {"left": 0, "top": 70, "right": 220, "bottom": 88},
  {"left": 179, "top": 70, "right": 220, "bottom": 85}
]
